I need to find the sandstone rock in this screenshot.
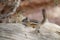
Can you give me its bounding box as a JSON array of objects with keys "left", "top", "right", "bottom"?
[{"left": 0, "top": 22, "right": 60, "bottom": 40}]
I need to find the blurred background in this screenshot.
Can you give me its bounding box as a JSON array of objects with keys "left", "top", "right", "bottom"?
[{"left": 0, "top": 0, "right": 60, "bottom": 26}]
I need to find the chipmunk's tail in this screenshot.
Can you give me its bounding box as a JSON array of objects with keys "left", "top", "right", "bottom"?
[{"left": 41, "top": 9, "right": 47, "bottom": 24}]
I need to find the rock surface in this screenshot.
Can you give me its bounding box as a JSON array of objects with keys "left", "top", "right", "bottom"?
[{"left": 0, "top": 21, "right": 60, "bottom": 40}]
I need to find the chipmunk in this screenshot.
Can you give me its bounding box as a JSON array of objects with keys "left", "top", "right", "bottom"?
[
  {"left": 22, "top": 9, "right": 46, "bottom": 28},
  {"left": 22, "top": 17, "right": 39, "bottom": 28}
]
